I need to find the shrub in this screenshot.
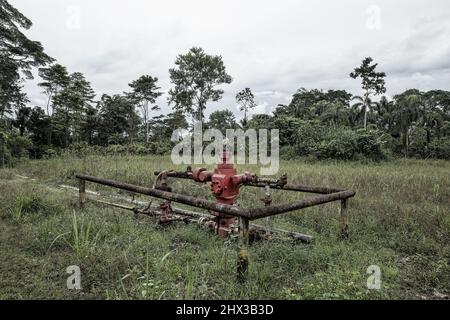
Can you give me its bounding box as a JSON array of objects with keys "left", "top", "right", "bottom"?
[
  {"left": 0, "top": 131, "right": 32, "bottom": 165},
  {"left": 7, "top": 133, "right": 32, "bottom": 158},
  {"left": 272, "top": 116, "right": 304, "bottom": 145},
  {"left": 62, "top": 141, "right": 174, "bottom": 157},
  {"left": 407, "top": 127, "right": 428, "bottom": 158},
  {"left": 316, "top": 129, "right": 357, "bottom": 160},
  {"left": 27, "top": 144, "right": 57, "bottom": 159},
  {"left": 294, "top": 120, "right": 325, "bottom": 155},
  {"left": 354, "top": 129, "right": 386, "bottom": 161},
  {"left": 287, "top": 123, "right": 386, "bottom": 161},
  {"left": 279, "top": 145, "right": 298, "bottom": 160},
  {"left": 43, "top": 148, "right": 59, "bottom": 159},
  {"left": 429, "top": 137, "right": 450, "bottom": 159}
]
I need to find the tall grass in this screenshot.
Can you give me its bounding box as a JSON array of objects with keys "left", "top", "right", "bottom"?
[
  {"left": 8, "top": 193, "right": 48, "bottom": 223},
  {"left": 0, "top": 155, "right": 448, "bottom": 299},
  {"left": 66, "top": 210, "right": 100, "bottom": 258}
]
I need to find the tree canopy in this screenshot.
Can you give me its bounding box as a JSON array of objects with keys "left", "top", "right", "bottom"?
[
  {"left": 127, "top": 75, "right": 162, "bottom": 142},
  {"left": 350, "top": 57, "right": 386, "bottom": 129},
  {"left": 0, "top": 1, "right": 449, "bottom": 163},
  {"left": 168, "top": 47, "right": 232, "bottom": 125},
  {"left": 236, "top": 87, "right": 256, "bottom": 128}
]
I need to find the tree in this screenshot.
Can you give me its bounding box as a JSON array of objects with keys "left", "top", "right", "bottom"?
[
  {"left": 276, "top": 88, "right": 324, "bottom": 118},
  {"left": 350, "top": 57, "right": 386, "bottom": 129},
  {"left": 38, "top": 64, "right": 70, "bottom": 115},
  {"left": 247, "top": 114, "right": 273, "bottom": 130},
  {"left": 276, "top": 88, "right": 352, "bottom": 120},
  {"left": 168, "top": 47, "right": 232, "bottom": 125},
  {"left": 374, "top": 95, "right": 396, "bottom": 133},
  {"left": 27, "top": 107, "right": 51, "bottom": 148},
  {"left": 207, "top": 109, "right": 238, "bottom": 134},
  {"left": 150, "top": 111, "right": 188, "bottom": 141},
  {"left": 0, "top": 0, "right": 53, "bottom": 75},
  {"left": 98, "top": 94, "right": 141, "bottom": 145},
  {"left": 236, "top": 88, "right": 256, "bottom": 128},
  {"left": 12, "top": 105, "right": 31, "bottom": 136},
  {"left": 348, "top": 103, "right": 363, "bottom": 128},
  {"left": 1, "top": 0, "right": 52, "bottom": 165},
  {"left": 0, "top": 55, "right": 25, "bottom": 124},
  {"left": 52, "top": 72, "right": 95, "bottom": 145},
  {"left": 128, "top": 75, "right": 162, "bottom": 142},
  {"left": 350, "top": 95, "right": 378, "bottom": 128},
  {"left": 420, "top": 90, "right": 450, "bottom": 143},
  {"left": 80, "top": 105, "right": 100, "bottom": 145},
  {"left": 0, "top": 0, "right": 53, "bottom": 118},
  {"left": 393, "top": 91, "right": 422, "bottom": 157},
  {"left": 318, "top": 102, "right": 350, "bottom": 127}
]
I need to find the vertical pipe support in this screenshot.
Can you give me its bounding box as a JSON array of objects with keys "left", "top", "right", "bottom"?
[
  {"left": 79, "top": 179, "right": 86, "bottom": 208},
  {"left": 340, "top": 198, "right": 349, "bottom": 239},
  {"left": 263, "top": 184, "right": 273, "bottom": 227},
  {"left": 237, "top": 217, "right": 250, "bottom": 282}
]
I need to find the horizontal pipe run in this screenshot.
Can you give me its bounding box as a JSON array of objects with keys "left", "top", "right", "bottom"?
[
  {"left": 88, "top": 196, "right": 312, "bottom": 243},
  {"left": 250, "top": 223, "right": 312, "bottom": 243},
  {"left": 245, "top": 190, "right": 355, "bottom": 220},
  {"left": 76, "top": 173, "right": 247, "bottom": 217},
  {"left": 87, "top": 198, "right": 213, "bottom": 220},
  {"left": 154, "top": 170, "right": 344, "bottom": 194},
  {"left": 75, "top": 174, "right": 355, "bottom": 220},
  {"left": 245, "top": 182, "right": 344, "bottom": 194}
]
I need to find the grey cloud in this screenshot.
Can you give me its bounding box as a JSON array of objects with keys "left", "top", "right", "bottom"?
[{"left": 10, "top": 0, "right": 450, "bottom": 120}]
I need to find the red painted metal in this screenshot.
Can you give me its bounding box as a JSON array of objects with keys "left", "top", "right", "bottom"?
[{"left": 192, "top": 151, "right": 255, "bottom": 237}]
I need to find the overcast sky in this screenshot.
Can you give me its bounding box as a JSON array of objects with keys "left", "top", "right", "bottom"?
[{"left": 10, "top": 0, "right": 450, "bottom": 120}]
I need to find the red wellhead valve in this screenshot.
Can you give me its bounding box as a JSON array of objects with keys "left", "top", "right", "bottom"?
[{"left": 192, "top": 151, "right": 256, "bottom": 238}]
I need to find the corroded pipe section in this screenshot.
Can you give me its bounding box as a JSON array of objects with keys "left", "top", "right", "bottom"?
[
  {"left": 88, "top": 196, "right": 312, "bottom": 243},
  {"left": 79, "top": 179, "right": 86, "bottom": 207},
  {"left": 250, "top": 223, "right": 312, "bottom": 243},
  {"left": 244, "top": 190, "right": 355, "bottom": 220},
  {"left": 76, "top": 173, "right": 246, "bottom": 217},
  {"left": 340, "top": 198, "right": 349, "bottom": 240},
  {"left": 246, "top": 182, "right": 344, "bottom": 194},
  {"left": 154, "top": 170, "right": 344, "bottom": 194},
  {"left": 75, "top": 174, "right": 355, "bottom": 220}
]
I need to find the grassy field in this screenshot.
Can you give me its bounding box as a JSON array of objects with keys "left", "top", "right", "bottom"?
[{"left": 0, "top": 155, "right": 449, "bottom": 299}]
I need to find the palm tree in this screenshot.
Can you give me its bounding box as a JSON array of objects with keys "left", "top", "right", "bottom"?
[
  {"left": 374, "top": 96, "right": 396, "bottom": 132},
  {"left": 351, "top": 95, "right": 377, "bottom": 129},
  {"left": 319, "top": 102, "right": 349, "bottom": 127},
  {"left": 394, "top": 93, "right": 422, "bottom": 157},
  {"left": 417, "top": 100, "right": 443, "bottom": 146}
]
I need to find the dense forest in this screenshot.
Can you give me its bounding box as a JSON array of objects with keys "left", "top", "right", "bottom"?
[{"left": 1, "top": 0, "right": 449, "bottom": 166}]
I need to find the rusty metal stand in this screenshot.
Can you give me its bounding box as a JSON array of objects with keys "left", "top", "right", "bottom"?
[
  {"left": 74, "top": 151, "right": 355, "bottom": 281},
  {"left": 79, "top": 179, "right": 86, "bottom": 208},
  {"left": 340, "top": 199, "right": 349, "bottom": 239},
  {"left": 237, "top": 217, "right": 250, "bottom": 282}
]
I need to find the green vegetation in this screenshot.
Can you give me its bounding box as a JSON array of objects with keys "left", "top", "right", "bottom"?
[
  {"left": 2, "top": 1, "right": 450, "bottom": 166},
  {"left": 0, "top": 155, "right": 449, "bottom": 299},
  {"left": 1, "top": 0, "right": 449, "bottom": 300}
]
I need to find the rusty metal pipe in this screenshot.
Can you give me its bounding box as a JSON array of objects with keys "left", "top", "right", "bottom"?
[
  {"left": 250, "top": 223, "right": 313, "bottom": 243},
  {"left": 154, "top": 170, "right": 344, "bottom": 194},
  {"left": 88, "top": 195, "right": 313, "bottom": 242},
  {"left": 244, "top": 190, "right": 355, "bottom": 220},
  {"left": 237, "top": 217, "right": 250, "bottom": 282},
  {"left": 75, "top": 174, "right": 355, "bottom": 220},
  {"left": 79, "top": 179, "right": 86, "bottom": 207},
  {"left": 245, "top": 182, "right": 344, "bottom": 194},
  {"left": 76, "top": 173, "right": 246, "bottom": 217}
]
